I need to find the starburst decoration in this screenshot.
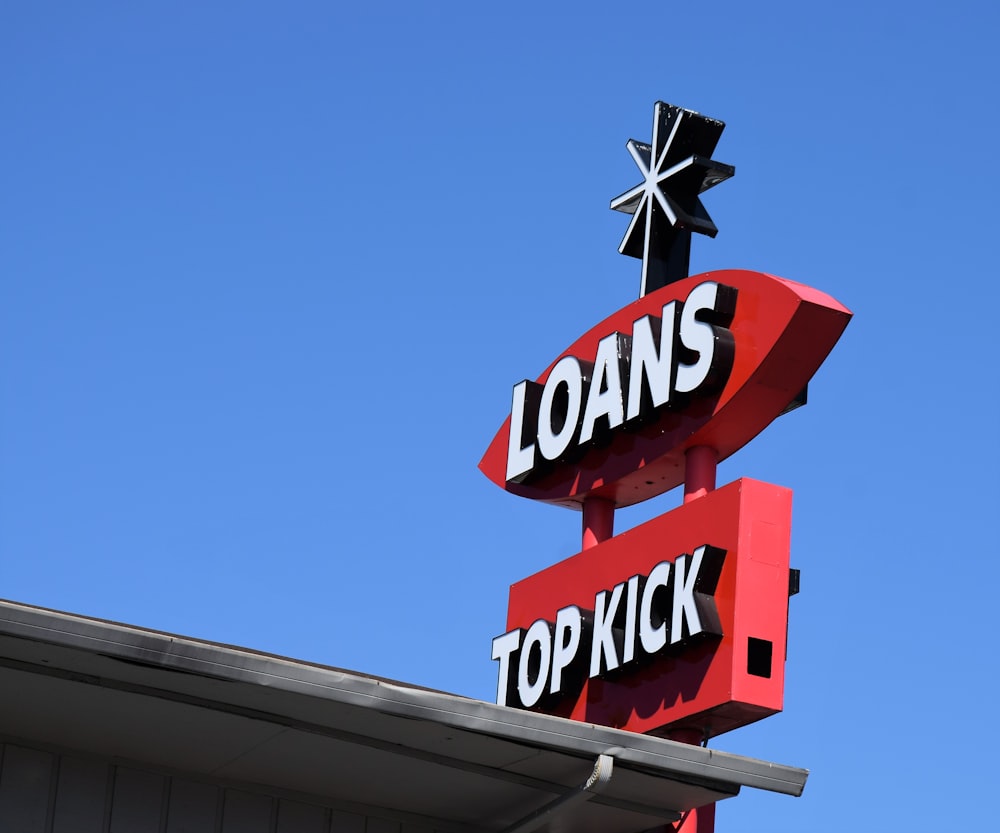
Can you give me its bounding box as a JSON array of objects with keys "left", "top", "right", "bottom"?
[{"left": 611, "top": 102, "right": 734, "bottom": 296}]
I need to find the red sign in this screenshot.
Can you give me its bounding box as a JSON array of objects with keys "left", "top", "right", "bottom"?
[
  {"left": 480, "top": 270, "right": 851, "bottom": 509},
  {"left": 493, "top": 478, "right": 792, "bottom": 737},
  {"left": 483, "top": 102, "right": 852, "bottom": 778}
]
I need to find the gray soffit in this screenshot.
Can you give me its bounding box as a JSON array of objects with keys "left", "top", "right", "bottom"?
[{"left": 0, "top": 600, "right": 807, "bottom": 833}]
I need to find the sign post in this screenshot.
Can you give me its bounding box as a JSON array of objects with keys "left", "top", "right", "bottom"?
[{"left": 481, "top": 102, "right": 851, "bottom": 831}]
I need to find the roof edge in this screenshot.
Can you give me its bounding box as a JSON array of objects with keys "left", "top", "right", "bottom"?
[{"left": 0, "top": 598, "right": 807, "bottom": 797}]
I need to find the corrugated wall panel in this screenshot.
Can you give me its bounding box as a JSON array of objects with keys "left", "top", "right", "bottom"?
[
  {"left": 167, "top": 778, "right": 220, "bottom": 833},
  {"left": 0, "top": 740, "right": 386, "bottom": 833},
  {"left": 109, "top": 767, "right": 166, "bottom": 833},
  {"left": 366, "top": 817, "right": 400, "bottom": 833},
  {"left": 221, "top": 788, "right": 273, "bottom": 833},
  {"left": 277, "top": 799, "right": 329, "bottom": 833},
  {"left": 52, "top": 755, "right": 110, "bottom": 833},
  {"left": 0, "top": 744, "right": 54, "bottom": 833},
  {"left": 331, "top": 808, "right": 366, "bottom": 833}
]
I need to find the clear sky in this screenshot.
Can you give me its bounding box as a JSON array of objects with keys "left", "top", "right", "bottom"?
[{"left": 2, "top": 3, "right": 998, "bottom": 831}]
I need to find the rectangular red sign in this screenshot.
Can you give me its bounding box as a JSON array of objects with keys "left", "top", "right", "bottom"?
[{"left": 504, "top": 478, "right": 793, "bottom": 738}]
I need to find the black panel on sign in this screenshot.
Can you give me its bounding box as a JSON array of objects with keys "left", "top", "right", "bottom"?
[{"left": 747, "top": 638, "right": 773, "bottom": 679}]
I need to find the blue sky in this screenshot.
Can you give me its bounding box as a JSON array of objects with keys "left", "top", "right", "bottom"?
[{"left": 2, "top": 3, "right": 998, "bottom": 830}]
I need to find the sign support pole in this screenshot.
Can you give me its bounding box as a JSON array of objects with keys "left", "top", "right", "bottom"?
[
  {"left": 667, "top": 728, "right": 716, "bottom": 833},
  {"left": 581, "top": 497, "right": 615, "bottom": 550},
  {"left": 683, "top": 446, "right": 717, "bottom": 504},
  {"left": 676, "top": 448, "right": 721, "bottom": 830}
]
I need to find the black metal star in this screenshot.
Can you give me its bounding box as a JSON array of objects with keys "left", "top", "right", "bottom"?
[{"left": 610, "top": 102, "right": 734, "bottom": 297}]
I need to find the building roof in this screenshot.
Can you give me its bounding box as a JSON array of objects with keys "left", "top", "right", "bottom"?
[{"left": 0, "top": 600, "right": 807, "bottom": 833}]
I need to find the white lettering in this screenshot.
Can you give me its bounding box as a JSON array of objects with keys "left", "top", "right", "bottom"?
[
  {"left": 671, "top": 547, "right": 705, "bottom": 644},
  {"left": 626, "top": 303, "right": 677, "bottom": 422},
  {"left": 506, "top": 281, "right": 736, "bottom": 485},
  {"left": 550, "top": 606, "right": 583, "bottom": 695},
  {"left": 676, "top": 282, "right": 721, "bottom": 393},
  {"left": 639, "top": 561, "right": 671, "bottom": 654},
  {"left": 537, "top": 357, "right": 586, "bottom": 462},
  {"left": 590, "top": 584, "right": 624, "bottom": 676},
  {"left": 506, "top": 381, "right": 538, "bottom": 483},
  {"left": 622, "top": 575, "right": 640, "bottom": 665},
  {"left": 492, "top": 546, "right": 725, "bottom": 709},
  {"left": 491, "top": 629, "right": 522, "bottom": 707},
  {"left": 579, "top": 333, "right": 627, "bottom": 444},
  {"left": 517, "top": 620, "right": 554, "bottom": 708}
]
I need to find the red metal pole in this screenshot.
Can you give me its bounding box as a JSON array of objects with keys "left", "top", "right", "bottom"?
[
  {"left": 581, "top": 497, "right": 615, "bottom": 550},
  {"left": 676, "top": 801, "right": 715, "bottom": 833},
  {"left": 675, "top": 448, "right": 719, "bottom": 830},
  {"left": 667, "top": 728, "right": 716, "bottom": 833},
  {"left": 683, "top": 445, "right": 717, "bottom": 504}
]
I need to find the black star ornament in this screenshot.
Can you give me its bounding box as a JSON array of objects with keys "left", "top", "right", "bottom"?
[{"left": 611, "top": 102, "right": 734, "bottom": 297}]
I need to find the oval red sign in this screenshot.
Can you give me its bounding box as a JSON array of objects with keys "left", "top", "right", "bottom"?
[{"left": 479, "top": 270, "right": 851, "bottom": 509}]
